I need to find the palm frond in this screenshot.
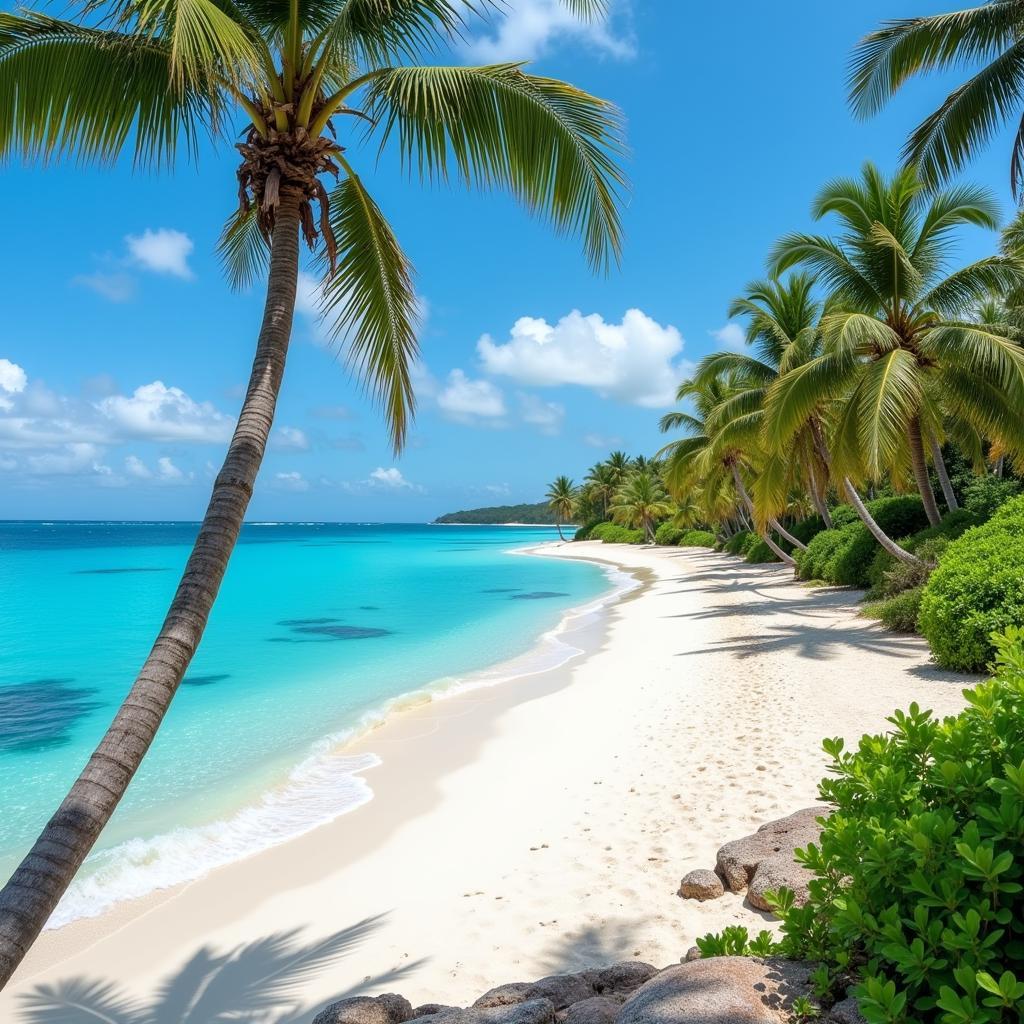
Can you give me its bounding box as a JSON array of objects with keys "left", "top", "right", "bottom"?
[
  {"left": 917, "top": 256, "right": 1024, "bottom": 317},
  {"left": 217, "top": 205, "right": 270, "bottom": 289},
  {"left": 762, "top": 349, "right": 859, "bottom": 447},
  {"left": 321, "top": 169, "right": 420, "bottom": 452},
  {"left": 365, "top": 63, "right": 627, "bottom": 271},
  {"left": 769, "top": 233, "right": 883, "bottom": 310},
  {"left": 857, "top": 348, "right": 922, "bottom": 477}
]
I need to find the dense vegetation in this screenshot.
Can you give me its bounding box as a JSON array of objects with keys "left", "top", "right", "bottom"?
[{"left": 434, "top": 502, "right": 558, "bottom": 525}]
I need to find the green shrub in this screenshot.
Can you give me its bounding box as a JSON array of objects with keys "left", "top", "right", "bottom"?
[
  {"left": 723, "top": 530, "right": 754, "bottom": 555},
  {"left": 919, "top": 496, "right": 1024, "bottom": 670},
  {"left": 789, "top": 515, "right": 828, "bottom": 546},
  {"left": 746, "top": 536, "right": 782, "bottom": 563},
  {"left": 962, "top": 475, "right": 1022, "bottom": 520},
  {"left": 680, "top": 529, "right": 716, "bottom": 548},
  {"left": 573, "top": 520, "right": 604, "bottom": 541},
  {"left": 762, "top": 628, "right": 1024, "bottom": 1023},
  {"left": 653, "top": 523, "right": 684, "bottom": 546},
  {"left": 589, "top": 522, "right": 645, "bottom": 545},
  {"left": 863, "top": 586, "right": 924, "bottom": 632}
]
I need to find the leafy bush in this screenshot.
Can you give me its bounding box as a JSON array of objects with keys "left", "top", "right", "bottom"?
[
  {"left": 863, "top": 587, "right": 924, "bottom": 633},
  {"left": 962, "top": 476, "right": 1022, "bottom": 520},
  {"left": 573, "top": 520, "right": 604, "bottom": 541},
  {"left": 679, "top": 529, "right": 716, "bottom": 548},
  {"left": 797, "top": 498, "right": 929, "bottom": 587},
  {"left": 723, "top": 530, "right": 755, "bottom": 555},
  {"left": 919, "top": 496, "right": 1024, "bottom": 670},
  {"left": 746, "top": 536, "right": 782, "bottom": 564},
  {"left": 789, "top": 515, "right": 828, "bottom": 545},
  {"left": 765, "top": 629, "right": 1024, "bottom": 1023},
  {"left": 654, "top": 523, "right": 684, "bottom": 546},
  {"left": 589, "top": 522, "right": 645, "bottom": 545}
]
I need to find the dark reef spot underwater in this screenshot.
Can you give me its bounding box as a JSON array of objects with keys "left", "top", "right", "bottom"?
[
  {"left": 182, "top": 673, "right": 231, "bottom": 688},
  {"left": 74, "top": 567, "right": 171, "bottom": 575},
  {"left": 270, "top": 617, "right": 392, "bottom": 642},
  {"left": 511, "top": 592, "right": 570, "bottom": 600},
  {"left": 0, "top": 678, "right": 103, "bottom": 752}
]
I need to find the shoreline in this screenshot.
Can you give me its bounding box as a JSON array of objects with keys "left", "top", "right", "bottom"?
[
  {"left": 33, "top": 541, "right": 632, "bottom": 931},
  {"left": 0, "top": 544, "right": 971, "bottom": 1018}
]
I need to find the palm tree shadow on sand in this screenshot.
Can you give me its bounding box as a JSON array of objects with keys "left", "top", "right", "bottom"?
[{"left": 17, "top": 914, "right": 425, "bottom": 1024}]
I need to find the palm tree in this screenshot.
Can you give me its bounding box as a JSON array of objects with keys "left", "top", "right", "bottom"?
[
  {"left": 605, "top": 450, "right": 631, "bottom": 486},
  {"left": 769, "top": 162, "right": 1024, "bottom": 532},
  {"left": 850, "top": 4, "right": 1024, "bottom": 194},
  {"left": 583, "top": 462, "right": 617, "bottom": 519},
  {"left": 0, "top": 0, "right": 626, "bottom": 985},
  {"left": 545, "top": 475, "right": 577, "bottom": 541},
  {"left": 609, "top": 470, "right": 673, "bottom": 543}
]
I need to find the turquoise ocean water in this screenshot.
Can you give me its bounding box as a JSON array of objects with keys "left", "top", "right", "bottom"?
[{"left": 0, "top": 522, "right": 620, "bottom": 926}]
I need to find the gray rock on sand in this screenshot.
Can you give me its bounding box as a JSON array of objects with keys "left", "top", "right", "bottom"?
[
  {"left": 827, "top": 997, "right": 868, "bottom": 1024},
  {"left": 593, "top": 962, "right": 658, "bottom": 993},
  {"left": 617, "top": 957, "right": 816, "bottom": 1024},
  {"left": 678, "top": 869, "right": 725, "bottom": 901},
  {"left": 560, "top": 995, "right": 624, "bottom": 1024},
  {"left": 715, "top": 806, "right": 829, "bottom": 909},
  {"left": 314, "top": 994, "right": 414, "bottom": 1024},
  {"left": 474, "top": 963, "right": 657, "bottom": 1014},
  {"left": 408, "top": 999, "right": 556, "bottom": 1024},
  {"left": 412, "top": 1006, "right": 459, "bottom": 1018},
  {"left": 683, "top": 946, "right": 702, "bottom": 962}
]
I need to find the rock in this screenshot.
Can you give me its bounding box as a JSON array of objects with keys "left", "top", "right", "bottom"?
[
  {"left": 560, "top": 996, "right": 622, "bottom": 1024},
  {"left": 412, "top": 1007, "right": 458, "bottom": 1018},
  {"left": 684, "top": 947, "right": 702, "bottom": 962},
  {"left": 747, "top": 857, "right": 816, "bottom": 912},
  {"left": 616, "top": 957, "right": 815, "bottom": 1024},
  {"left": 827, "top": 997, "right": 868, "bottom": 1024},
  {"left": 715, "top": 807, "right": 828, "bottom": 905},
  {"left": 528, "top": 973, "right": 601, "bottom": 1010},
  {"left": 678, "top": 869, "right": 725, "bottom": 901},
  {"left": 314, "top": 994, "right": 414, "bottom": 1024},
  {"left": 475, "top": 985, "right": 536, "bottom": 1010},
  {"left": 410, "top": 1000, "right": 556, "bottom": 1024},
  {"left": 592, "top": 962, "right": 658, "bottom": 995}
]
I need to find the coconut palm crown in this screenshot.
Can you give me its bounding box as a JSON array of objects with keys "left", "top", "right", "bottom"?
[{"left": 545, "top": 474, "right": 577, "bottom": 540}]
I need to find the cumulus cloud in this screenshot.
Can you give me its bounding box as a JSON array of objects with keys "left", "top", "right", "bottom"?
[
  {"left": 125, "top": 229, "right": 195, "bottom": 279},
  {"left": 477, "top": 309, "right": 686, "bottom": 408},
  {"left": 274, "top": 426, "right": 310, "bottom": 451},
  {"left": 73, "top": 271, "right": 136, "bottom": 303},
  {"left": 464, "top": 0, "right": 635, "bottom": 62},
  {"left": 125, "top": 454, "right": 152, "bottom": 479},
  {"left": 274, "top": 470, "right": 310, "bottom": 492},
  {"left": 583, "top": 432, "right": 624, "bottom": 449},
  {"left": 437, "top": 369, "right": 506, "bottom": 422},
  {"left": 711, "top": 323, "right": 746, "bottom": 351},
  {"left": 518, "top": 392, "right": 564, "bottom": 435},
  {"left": 0, "top": 359, "right": 27, "bottom": 410},
  {"left": 27, "top": 443, "right": 109, "bottom": 477},
  {"left": 98, "top": 382, "right": 233, "bottom": 443},
  {"left": 369, "top": 467, "right": 413, "bottom": 488}
]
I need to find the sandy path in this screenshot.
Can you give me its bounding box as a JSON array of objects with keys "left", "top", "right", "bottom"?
[{"left": 0, "top": 545, "right": 970, "bottom": 1022}]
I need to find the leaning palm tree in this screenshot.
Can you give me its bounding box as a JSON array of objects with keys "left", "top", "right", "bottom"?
[
  {"left": 545, "top": 475, "right": 577, "bottom": 541},
  {"left": 0, "top": 0, "right": 626, "bottom": 985},
  {"left": 583, "top": 461, "right": 617, "bottom": 519},
  {"left": 768, "top": 162, "right": 1024, "bottom": 533},
  {"left": 609, "top": 470, "right": 673, "bottom": 543},
  {"left": 849, "top": 3, "right": 1024, "bottom": 194}
]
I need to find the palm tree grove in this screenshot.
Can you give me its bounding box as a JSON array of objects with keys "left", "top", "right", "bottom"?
[{"left": 3, "top": 2, "right": 1024, "bottom": 1023}]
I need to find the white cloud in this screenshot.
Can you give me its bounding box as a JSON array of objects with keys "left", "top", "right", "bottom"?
[
  {"left": 0, "top": 359, "right": 27, "bottom": 410},
  {"left": 125, "top": 454, "right": 152, "bottom": 479},
  {"left": 98, "top": 382, "right": 234, "bottom": 443},
  {"left": 156, "top": 456, "right": 186, "bottom": 481},
  {"left": 73, "top": 271, "right": 136, "bottom": 303},
  {"left": 437, "top": 369, "right": 506, "bottom": 421},
  {"left": 369, "top": 467, "right": 412, "bottom": 489},
  {"left": 464, "top": 0, "right": 635, "bottom": 62},
  {"left": 274, "top": 470, "right": 310, "bottom": 492},
  {"left": 518, "top": 391, "right": 565, "bottom": 435},
  {"left": 27, "top": 443, "right": 108, "bottom": 477},
  {"left": 295, "top": 271, "right": 324, "bottom": 320},
  {"left": 274, "top": 426, "right": 310, "bottom": 451},
  {"left": 711, "top": 323, "right": 746, "bottom": 351},
  {"left": 583, "top": 432, "right": 623, "bottom": 449},
  {"left": 125, "top": 229, "right": 194, "bottom": 279},
  {"left": 477, "top": 308, "right": 686, "bottom": 408}
]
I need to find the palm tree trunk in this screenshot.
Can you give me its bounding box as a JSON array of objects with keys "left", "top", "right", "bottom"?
[
  {"left": 0, "top": 194, "right": 303, "bottom": 987},
  {"left": 908, "top": 417, "right": 942, "bottom": 526},
  {"left": 807, "top": 460, "right": 833, "bottom": 528},
  {"left": 994, "top": 454, "right": 1005, "bottom": 478},
  {"left": 769, "top": 517, "right": 808, "bottom": 552},
  {"left": 929, "top": 438, "right": 959, "bottom": 512},
  {"left": 556, "top": 521, "right": 565, "bottom": 541},
  {"left": 729, "top": 464, "right": 795, "bottom": 567},
  {"left": 842, "top": 478, "right": 922, "bottom": 567}
]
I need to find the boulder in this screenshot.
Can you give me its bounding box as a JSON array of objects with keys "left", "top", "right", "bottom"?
[
  {"left": 683, "top": 947, "right": 702, "bottom": 963},
  {"left": 616, "top": 957, "right": 816, "bottom": 1024},
  {"left": 747, "top": 857, "right": 816, "bottom": 912},
  {"left": 714, "top": 807, "right": 828, "bottom": 907},
  {"left": 560, "top": 996, "right": 622, "bottom": 1024},
  {"left": 475, "top": 985, "right": 536, "bottom": 1010},
  {"left": 827, "top": 997, "right": 868, "bottom": 1024},
  {"left": 592, "top": 962, "right": 658, "bottom": 995},
  {"left": 409, "top": 1000, "right": 555, "bottom": 1024},
  {"left": 412, "top": 1007, "right": 458, "bottom": 1018},
  {"left": 678, "top": 869, "right": 725, "bottom": 902},
  {"left": 528, "top": 973, "right": 601, "bottom": 1010},
  {"left": 314, "top": 994, "right": 414, "bottom": 1024}
]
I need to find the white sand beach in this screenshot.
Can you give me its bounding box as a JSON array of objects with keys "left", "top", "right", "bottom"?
[{"left": 0, "top": 544, "right": 971, "bottom": 1020}]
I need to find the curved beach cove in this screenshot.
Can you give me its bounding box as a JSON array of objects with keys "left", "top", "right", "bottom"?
[
  {"left": 0, "top": 522, "right": 625, "bottom": 928},
  {"left": 0, "top": 542, "right": 969, "bottom": 1017}
]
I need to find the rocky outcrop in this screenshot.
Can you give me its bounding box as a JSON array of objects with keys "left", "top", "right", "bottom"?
[
  {"left": 676, "top": 807, "right": 829, "bottom": 913},
  {"left": 678, "top": 869, "right": 724, "bottom": 901},
  {"left": 616, "top": 957, "right": 816, "bottom": 1024},
  {"left": 828, "top": 996, "right": 868, "bottom": 1024},
  {"left": 314, "top": 994, "right": 415, "bottom": 1024}
]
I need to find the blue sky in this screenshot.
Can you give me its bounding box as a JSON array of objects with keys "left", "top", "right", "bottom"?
[{"left": 1, "top": 0, "right": 1017, "bottom": 521}]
